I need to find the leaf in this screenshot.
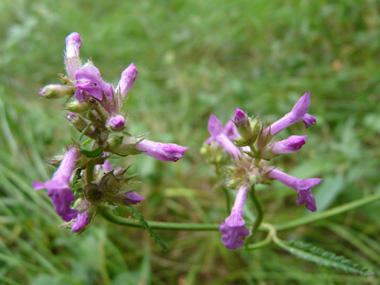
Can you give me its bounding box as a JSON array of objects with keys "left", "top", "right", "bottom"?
[
  {"left": 80, "top": 146, "right": 103, "bottom": 158},
  {"left": 128, "top": 207, "right": 167, "bottom": 251},
  {"left": 273, "top": 238, "right": 371, "bottom": 276}
]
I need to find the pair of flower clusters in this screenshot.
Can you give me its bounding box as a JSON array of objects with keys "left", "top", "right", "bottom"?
[
  {"left": 34, "top": 33, "right": 188, "bottom": 233},
  {"left": 203, "top": 92, "right": 322, "bottom": 250}
]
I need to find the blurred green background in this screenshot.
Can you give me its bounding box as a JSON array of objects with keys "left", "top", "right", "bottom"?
[{"left": 1, "top": 0, "right": 380, "bottom": 283}]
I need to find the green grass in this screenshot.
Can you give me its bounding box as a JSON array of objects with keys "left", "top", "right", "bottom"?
[{"left": 1, "top": 0, "right": 380, "bottom": 283}]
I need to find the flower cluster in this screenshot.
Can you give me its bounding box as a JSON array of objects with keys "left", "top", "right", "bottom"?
[
  {"left": 202, "top": 92, "right": 322, "bottom": 249},
  {"left": 35, "top": 33, "right": 188, "bottom": 232}
]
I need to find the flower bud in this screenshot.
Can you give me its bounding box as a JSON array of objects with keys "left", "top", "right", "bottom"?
[
  {"left": 65, "top": 32, "right": 82, "bottom": 80},
  {"left": 117, "top": 63, "right": 138, "bottom": 99},
  {"left": 233, "top": 108, "right": 253, "bottom": 141},
  {"left": 67, "top": 112, "right": 88, "bottom": 131},
  {"left": 65, "top": 101, "right": 90, "bottom": 113},
  {"left": 39, "top": 84, "right": 75, "bottom": 99},
  {"left": 106, "top": 115, "right": 126, "bottom": 132},
  {"left": 124, "top": 192, "right": 145, "bottom": 205},
  {"left": 250, "top": 115, "right": 261, "bottom": 142},
  {"left": 84, "top": 183, "right": 104, "bottom": 206},
  {"left": 99, "top": 172, "right": 120, "bottom": 193}
]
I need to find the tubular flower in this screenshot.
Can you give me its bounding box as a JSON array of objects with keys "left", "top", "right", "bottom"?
[
  {"left": 136, "top": 139, "right": 189, "bottom": 162},
  {"left": 270, "top": 135, "right": 307, "bottom": 155},
  {"left": 33, "top": 146, "right": 79, "bottom": 221},
  {"left": 264, "top": 91, "right": 313, "bottom": 136},
  {"left": 267, "top": 169, "right": 322, "bottom": 212},
  {"left": 206, "top": 114, "right": 241, "bottom": 160},
  {"left": 219, "top": 185, "right": 250, "bottom": 250}
]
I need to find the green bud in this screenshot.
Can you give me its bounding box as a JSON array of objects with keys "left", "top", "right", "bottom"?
[
  {"left": 250, "top": 115, "right": 262, "bottom": 143},
  {"left": 84, "top": 183, "right": 104, "bottom": 206},
  {"left": 225, "top": 178, "right": 238, "bottom": 189},
  {"left": 99, "top": 172, "right": 120, "bottom": 193},
  {"left": 106, "top": 135, "right": 142, "bottom": 156},
  {"left": 39, "top": 84, "right": 75, "bottom": 99},
  {"left": 65, "top": 101, "right": 90, "bottom": 113}
]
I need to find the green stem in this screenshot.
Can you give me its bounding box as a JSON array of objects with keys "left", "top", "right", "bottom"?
[
  {"left": 275, "top": 192, "right": 380, "bottom": 232},
  {"left": 246, "top": 223, "right": 276, "bottom": 250},
  {"left": 222, "top": 187, "right": 231, "bottom": 213},
  {"left": 99, "top": 192, "right": 380, "bottom": 233},
  {"left": 99, "top": 206, "right": 220, "bottom": 231},
  {"left": 86, "top": 159, "right": 96, "bottom": 183},
  {"left": 245, "top": 185, "right": 264, "bottom": 246}
]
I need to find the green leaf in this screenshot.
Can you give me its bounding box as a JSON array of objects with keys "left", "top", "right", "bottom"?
[
  {"left": 273, "top": 238, "right": 371, "bottom": 276},
  {"left": 128, "top": 207, "right": 167, "bottom": 251},
  {"left": 80, "top": 146, "right": 103, "bottom": 158}
]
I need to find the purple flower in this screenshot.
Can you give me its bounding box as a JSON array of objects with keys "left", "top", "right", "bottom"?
[
  {"left": 117, "top": 63, "right": 138, "bottom": 99},
  {"left": 125, "top": 192, "right": 146, "bottom": 205},
  {"left": 270, "top": 135, "right": 307, "bottom": 154},
  {"left": 264, "top": 92, "right": 312, "bottom": 136},
  {"left": 136, "top": 139, "right": 188, "bottom": 162},
  {"left": 71, "top": 201, "right": 91, "bottom": 233},
  {"left": 73, "top": 65, "right": 114, "bottom": 102},
  {"left": 106, "top": 115, "right": 125, "bottom": 132},
  {"left": 33, "top": 147, "right": 79, "bottom": 221},
  {"left": 219, "top": 185, "right": 250, "bottom": 250},
  {"left": 268, "top": 169, "right": 322, "bottom": 212},
  {"left": 65, "top": 32, "right": 82, "bottom": 80},
  {"left": 206, "top": 115, "right": 241, "bottom": 160}
]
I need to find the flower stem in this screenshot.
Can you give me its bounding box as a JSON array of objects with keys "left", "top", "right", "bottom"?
[
  {"left": 246, "top": 223, "right": 276, "bottom": 251},
  {"left": 222, "top": 187, "right": 231, "bottom": 213},
  {"left": 85, "top": 159, "right": 96, "bottom": 183},
  {"left": 274, "top": 192, "right": 380, "bottom": 231},
  {"left": 99, "top": 192, "right": 380, "bottom": 233},
  {"left": 245, "top": 185, "right": 264, "bottom": 247},
  {"left": 99, "top": 206, "right": 221, "bottom": 231}
]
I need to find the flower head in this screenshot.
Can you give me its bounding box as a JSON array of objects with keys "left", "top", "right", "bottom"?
[{"left": 33, "top": 147, "right": 79, "bottom": 221}]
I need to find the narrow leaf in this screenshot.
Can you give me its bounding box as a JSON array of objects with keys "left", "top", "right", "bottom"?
[
  {"left": 128, "top": 207, "right": 167, "bottom": 251},
  {"left": 273, "top": 238, "right": 371, "bottom": 276}
]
